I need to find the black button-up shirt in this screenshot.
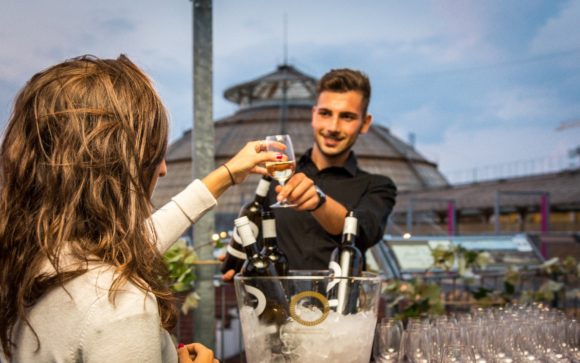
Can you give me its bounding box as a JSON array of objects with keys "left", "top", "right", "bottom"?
[{"left": 268, "top": 148, "right": 397, "bottom": 270}]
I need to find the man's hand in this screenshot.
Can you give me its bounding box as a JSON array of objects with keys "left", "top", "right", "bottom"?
[
  {"left": 275, "top": 173, "right": 319, "bottom": 211},
  {"left": 277, "top": 172, "right": 347, "bottom": 235},
  {"left": 178, "top": 342, "right": 219, "bottom": 363},
  {"left": 217, "top": 254, "right": 236, "bottom": 282},
  {"left": 221, "top": 269, "right": 236, "bottom": 282}
]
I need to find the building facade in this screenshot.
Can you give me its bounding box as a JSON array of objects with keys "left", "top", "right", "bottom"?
[{"left": 152, "top": 64, "right": 448, "bottom": 231}]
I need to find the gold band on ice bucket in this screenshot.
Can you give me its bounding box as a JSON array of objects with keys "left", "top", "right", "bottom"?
[{"left": 289, "top": 291, "right": 330, "bottom": 327}]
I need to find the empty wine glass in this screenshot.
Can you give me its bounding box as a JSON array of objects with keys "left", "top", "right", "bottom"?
[
  {"left": 265, "top": 134, "right": 296, "bottom": 208},
  {"left": 373, "top": 319, "right": 403, "bottom": 363},
  {"left": 442, "top": 344, "right": 476, "bottom": 363},
  {"left": 404, "top": 327, "right": 433, "bottom": 363}
]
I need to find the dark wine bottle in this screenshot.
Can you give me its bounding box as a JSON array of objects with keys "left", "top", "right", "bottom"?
[
  {"left": 327, "top": 211, "right": 362, "bottom": 315},
  {"left": 220, "top": 175, "right": 272, "bottom": 274},
  {"left": 236, "top": 216, "right": 288, "bottom": 326},
  {"left": 260, "top": 210, "right": 289, "bottom": 276}
]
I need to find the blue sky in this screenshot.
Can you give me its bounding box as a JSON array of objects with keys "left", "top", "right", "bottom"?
[{"left": 1, "top": 0, "right": 579, "bottom": 182}]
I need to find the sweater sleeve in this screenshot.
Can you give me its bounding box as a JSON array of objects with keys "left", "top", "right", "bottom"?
[
  {"left": 149, "top": 179, "right": 217, "bottom": 253},
  {"left": 80, "top": 283, "right": 176, "bottom": 363}
]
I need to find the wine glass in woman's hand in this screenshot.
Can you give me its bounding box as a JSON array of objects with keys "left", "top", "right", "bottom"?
[{"left": 265, "top": 134, "right": 296, "bottom": 208}]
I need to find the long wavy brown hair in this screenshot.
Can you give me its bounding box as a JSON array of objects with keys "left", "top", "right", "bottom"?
[{"left": 0, "top": 55, "right": 175, "bottom": 357}]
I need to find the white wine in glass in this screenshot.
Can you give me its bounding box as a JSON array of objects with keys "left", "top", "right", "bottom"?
[
  {"left": 265, "top": 134, "right": 296, "bottom": 208},
  {"left": 265, "top": 160, "right": 295, "bottom": 184}
]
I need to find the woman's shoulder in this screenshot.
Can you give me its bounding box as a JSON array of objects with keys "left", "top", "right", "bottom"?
[
  {"left": 12, "top": 264, "right": 164, "bottom": 362},
  {"left": 71, "top": 263, "right": 159, "bottom": 317},
  {"left": 32, "top": 262, "right": 160, "bottom": 328}
]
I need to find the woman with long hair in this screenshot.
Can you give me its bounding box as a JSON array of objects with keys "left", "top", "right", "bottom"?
[{"left": 0, "top": 55, "right": 280, "bottom": 362}]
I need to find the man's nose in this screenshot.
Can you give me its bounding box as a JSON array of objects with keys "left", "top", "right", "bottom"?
[{"left": 327, "top": 115, "right": 340, "bottom": 132}]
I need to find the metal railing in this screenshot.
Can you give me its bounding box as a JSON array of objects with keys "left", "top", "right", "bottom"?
[{"left": 444, "top": 154, "right": 579, "bottom": 185}]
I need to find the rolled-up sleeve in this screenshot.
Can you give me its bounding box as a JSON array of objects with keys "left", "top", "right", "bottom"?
[{"left": 352, "top": 175, "right": 397, "bottom": 251}]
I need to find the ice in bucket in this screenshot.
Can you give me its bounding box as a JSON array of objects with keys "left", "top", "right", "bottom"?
[{"left": 234, "top": 270, "right": 381, "bottom": 363}]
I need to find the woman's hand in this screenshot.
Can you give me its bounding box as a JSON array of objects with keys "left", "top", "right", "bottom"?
[
  {"left": 224, "top": 140, "right": 285, "bottom": 184},
  {"left": 178, "top": 343, "right": 219, "bottom": 363},
  {"left": 201, "top": 140, "right": 284, "bottom": 199}
]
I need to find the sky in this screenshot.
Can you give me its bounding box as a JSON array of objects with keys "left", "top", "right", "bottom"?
[{"left": 1, "top": 0, "right": 579, "bottom": 183}]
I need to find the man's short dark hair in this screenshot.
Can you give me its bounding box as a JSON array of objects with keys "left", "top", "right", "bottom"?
[{"left": 316, "top": 68, "right": 371, "bottom": 116}]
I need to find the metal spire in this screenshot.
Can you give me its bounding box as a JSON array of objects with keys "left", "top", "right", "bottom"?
[{"left": 280, "top": 13, "right": 288, "bottom": 134}]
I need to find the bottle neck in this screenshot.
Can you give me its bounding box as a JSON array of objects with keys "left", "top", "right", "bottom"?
[
  {"left": 236, "top": 220, "right": 262, "bottom": 256},
  {"left": 341, "top": 215, "right": 358, "bottom": 246},
  {"left": 262, "top": 218, "right": 276, "bottom": 247},
  {"left": 254, "top": 194, "right": 267, "bottom": 205},
  {"left": 243, "top": 240, "right": 262, "bottom": 257},
  {"left": 254, "top": 178, "right": 271, "bottom": 200},
  {"left": 341, "top": 233, "right": 356, "bottom": 246},
  {"left": 263, "top": 237, "right": 278, "bottom": 249}
]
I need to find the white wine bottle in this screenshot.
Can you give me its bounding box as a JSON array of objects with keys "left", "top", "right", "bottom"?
[
  {"left": 327, "top": 211, "right": 362, "bottom": 315},
  {"left": 220, "top": 175, "right": 272, "bottom": 274},
  {"left": 236, "top": 216, "right": 288, "bottom": 326},
  {"left": 260, "top": 210, "right": 288, "bottom": 276}
]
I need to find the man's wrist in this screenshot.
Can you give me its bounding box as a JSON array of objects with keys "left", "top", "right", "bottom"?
[{"left": 308, "top": 185, "right": 327, "bottom": 212}]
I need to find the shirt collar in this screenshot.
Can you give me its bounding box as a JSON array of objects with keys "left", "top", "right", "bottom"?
[{"left": 299, "top": 148, "right": 358, "bottom": 176}]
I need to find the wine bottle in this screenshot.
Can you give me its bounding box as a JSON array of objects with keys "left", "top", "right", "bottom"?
[
  {"left": 236, "top": 216, "right": 288, "bottom": 326},
  {"left": 260, "top": 210, "right": 289, "bottom": 276},
  {"left": 327, "top": 211, "right": 363, "bottom": 315},
  {"left": 220, "top": 175, "right": 272, "bottom": 274}
]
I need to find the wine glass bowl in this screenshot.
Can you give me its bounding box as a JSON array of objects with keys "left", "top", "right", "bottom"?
[
  {"left": 373, "top": 319, "right": 403, "bottom": 362},
  {"left": 265, "top": 134, "right": 296, "bottom": 208}
]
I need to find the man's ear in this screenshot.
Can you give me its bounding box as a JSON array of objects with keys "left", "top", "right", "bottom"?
[{"left": 360, "top": 114, "right": 373, "bottom": 134}]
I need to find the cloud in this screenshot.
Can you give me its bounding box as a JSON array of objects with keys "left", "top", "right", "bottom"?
[
  {"left": 0, "top": 0, "right": 193, "bottom": 136},
  {"left": 530, "top": 1, "right": 580, "bottom": 54},
  {"left": 214, "top": 1, "right": 438, "bottom": 55},
  {"left": 486, "top": 87, "right": 573, "bottom": 123},
  {"left": 390, "top": 105, "right": 449, "bottom": 144},
  {"left": 213, "top": 0, "right": 503, "bottom": 71},
  {"left": 1, "top": 0, "right": 579, "bottom": 173},
  {"left": 419, "top": 124, "right": 580, "bottom": 181}
]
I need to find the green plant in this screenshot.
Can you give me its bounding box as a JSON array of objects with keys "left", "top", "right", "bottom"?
[
  {"left": 430, "top": 245, "right": 493, "bottom": 276},
  {"left": 384, "top": 279, "right": 444, "bottom": 320},
  {"left": 385, "top": 245, "right": 579, "bottom": 319},
  {"left": 519, "top": 256, "right": 580, "bottom": 305},
  {"left": 163, "top": 238, "right": 200, "bottom": 314}
]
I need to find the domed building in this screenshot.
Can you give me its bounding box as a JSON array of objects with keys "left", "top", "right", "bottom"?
[{"left": 152, "top": 64, "right": 449, "bottom": 231}]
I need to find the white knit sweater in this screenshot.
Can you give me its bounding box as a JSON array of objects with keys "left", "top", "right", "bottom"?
[{"left": 2, "top": 180, "right": 217, "bottom": 363}]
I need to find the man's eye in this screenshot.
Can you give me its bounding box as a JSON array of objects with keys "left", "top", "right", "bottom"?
[{"left": 319, "top": 110, "right": 331, "bottom": 117}]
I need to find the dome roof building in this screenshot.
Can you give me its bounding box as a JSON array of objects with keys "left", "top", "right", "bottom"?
[{"left": 152, "top": 65, "right": 448, "bottom": 230}]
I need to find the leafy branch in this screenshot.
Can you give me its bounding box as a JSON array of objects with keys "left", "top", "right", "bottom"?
[{"left": 163, "top": 239, "right": 200, "bottom": 314}]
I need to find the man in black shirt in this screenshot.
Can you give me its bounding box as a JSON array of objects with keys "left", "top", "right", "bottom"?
[
  {"left": 222, "top": 68, "right": 396, "bottom": 277},
  {"left": 268, "top": 68, "right": 397, "bottom": 270}
]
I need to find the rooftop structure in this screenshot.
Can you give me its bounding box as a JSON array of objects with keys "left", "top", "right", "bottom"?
[{"left": 152, "top": 64, "right": 449, "bottom": 230}]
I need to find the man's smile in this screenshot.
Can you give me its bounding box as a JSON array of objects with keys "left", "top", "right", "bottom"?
[{"left": 320, "top": 133, "right": 345, "bottom": 147}]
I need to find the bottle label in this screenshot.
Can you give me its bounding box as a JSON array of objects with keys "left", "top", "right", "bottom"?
[
  {"left": 226, "top": 245, "right": 247, "bottom": 260},
  {"left": 327, "top": 261, "right": 342, "bottom": 293},
  {"left": 232, "top": 222, "right": 259, "bottom": 245},
  {"left": 262, "top": 219, "right": 276, "bottom": 239},
  {"left": 244, "top": 284, "right": 267, "bottom": 316},
  {"left": 335, "top": 250, "right": 353, "bottom": 313},
  {"left": 255, "top": 178, "right": 271, "bottom": 197},
  {"left": 339, "top": 250, "right": 352, "bottom": 273},
  {"left": 238, "top": 222, "right": 258, "bottom": 248},
  {"left": 342, "top": 216, "right": 357, "bottom": 235}
]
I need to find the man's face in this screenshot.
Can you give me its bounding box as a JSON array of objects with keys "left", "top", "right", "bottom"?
[{"left": 311, "top": 91, "right": 372, "bottom": 159}]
